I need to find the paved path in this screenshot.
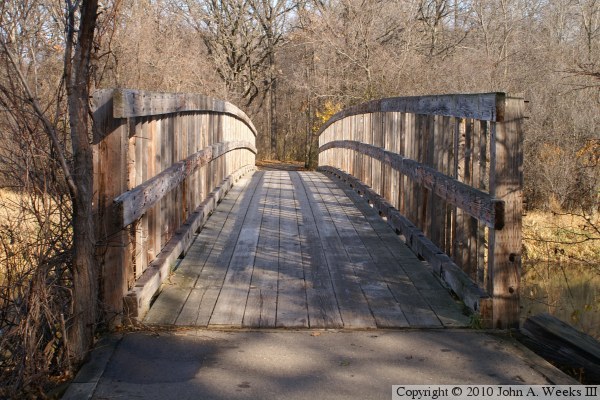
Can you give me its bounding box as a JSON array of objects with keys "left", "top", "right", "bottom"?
[
  {"left": 65, "top": 329, "right": 576, "bottom": 400},
  {"left": 143, "top": 171, "right": 469, "bottom": 329}
]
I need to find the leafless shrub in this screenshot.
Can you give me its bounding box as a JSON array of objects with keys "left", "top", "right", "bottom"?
[{"left": 0, "top": 162, "right": 74, "bottom": 398}]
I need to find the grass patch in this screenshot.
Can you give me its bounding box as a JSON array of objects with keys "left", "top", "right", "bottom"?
[{"left": 523, "top": 211, "right": 600, "bottom": 267}]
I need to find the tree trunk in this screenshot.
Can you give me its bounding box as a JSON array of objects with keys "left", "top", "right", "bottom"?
[
  {"left": 269, "top": 57, "right": 278, "bottom": 159},
  {"left": 65, "top": 0, "right": 100, "bottom": 361},
  {"left": 69, "top": 201, "right": 97, "bottom": 358}
]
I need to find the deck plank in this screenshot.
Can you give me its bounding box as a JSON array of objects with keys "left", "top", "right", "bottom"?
[
  {"left": 361, "top": 282, "right": 410, "bottom": 328},
  {"left": 175, "top": 287, "right": 207, "bottom": 326},
  {"left": 209, "top": 173, "right": 266, "bottom": 327},
  {"left": 244, "top": 173, "right": 279, "bottom": 328},
  {"left": 193, "top": 174, "right": 263, "bottom": 326},
  {"left": 387, "top": 282, "right": 442, "bottom": 327},
  {"left": 145, "top": 171, "right": 469, "bottom": 330},
  {"left": 290, "top": 172, "right": 343, "bottom": 329},
  {"left": 167, "top": 181, "right": 247, "bottom": 288},
  {"left": 277, "top": 173, "right": 309, "bottom": 328},
  {"left": 301, "top": 172, "right": 377, "bottom": 329},
  {"left": 143, "top": 286, "right": 190, "bottom": 325}
]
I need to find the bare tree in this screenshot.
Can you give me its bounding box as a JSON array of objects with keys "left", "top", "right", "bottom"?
[
  {"left": 179, "top": 0, "right": 297, "bottom": 158},
  {"left": 248, "top": 0, "right": 298, "bottom": 158},
  {"left": 580, "top": 0, "right": 600, "bottom": 61},
  {"left": 181, "top": 0, "right": 267, "bottom": 103},
  {"left": 0, "top": 0, "right": 101, "bottom": 369},
  {"left": 64, "top": 0, "right": 101, "bottom": 360}
]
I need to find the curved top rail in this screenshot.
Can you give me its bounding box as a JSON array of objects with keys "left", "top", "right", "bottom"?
[
  {"left": 92, "top": 88, "right": 257, "bottom": 138},
  {"left": 317, "top": 92, "right": 523, "bottom": 136}
]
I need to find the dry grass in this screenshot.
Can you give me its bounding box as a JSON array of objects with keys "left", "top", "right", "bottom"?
[
  {"left": 523, "top": 211, "right": 600, "bottom": 268},
  {"left": 0, "top": 189, "right": 23, "bottom": 219},
  {"left": 0, "top": 189, "right": 74, "bottom": 397},
  {"left": 0, "top": 190, "right": 28, "bottom": 282},
  {"left": 0, "top": 189, "right": 52, "bottom": 280}
]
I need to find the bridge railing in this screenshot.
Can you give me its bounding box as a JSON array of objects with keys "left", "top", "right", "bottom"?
[
  {"left": 92, "top": 89, "right": 256, "bottom": 323},
  {"left": 318, "top": 93, "right": 524, "bottom": 329}
]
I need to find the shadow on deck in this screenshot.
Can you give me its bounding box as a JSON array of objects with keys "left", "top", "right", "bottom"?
[{"left": 144, "top": 171, "right": 470, "bottom": 329}]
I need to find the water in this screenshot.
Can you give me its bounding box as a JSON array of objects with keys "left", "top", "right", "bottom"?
[{"left": 520, "top": 263, "right": 600, "bottom": 339}]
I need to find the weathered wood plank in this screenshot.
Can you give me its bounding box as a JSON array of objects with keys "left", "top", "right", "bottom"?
[
  {"left": 195, "top": 286, "right": 221, "bottom": 327},
  {"left": 276, "top": 172, "right": 309, "bottom": 328},
  {"left": 244, "top": 172, "right": 279, "bottom": 328},
  {"left": 387, "top": 281, "right": 441, "bottom": 327},
  {"left": 362, "top": 282, "right": 410, "bottom": 328},
  {"left": 209, "top": 173, "right": 266, "bottom": 327},
  {"left": 246, "top": 284, "right": 278, "bottom": 328},
  {"left": 521, "top": 313, "right": 600, "bottom": 383},
  {"left": 418, "top": 289, "right": 470, "bottom": 327},
  {"left": 316, "top": 93, "right": 503, "bottom": 137},
  {"left": 476, "top": 121, "right": 489, "bottom": 287},
  {"left": 92, "top": 90, "right": 131, "bottom": 326},
  {"left": 143, "top": 286, "right": 190, "bottom": 325},
  {"left": 439, "top": 116, "right": 452, "bottom": 256},
  {"left": 175, "top": 287, "right": 207, "bottom": 326},
  {"left": 304, "top": 288, "right": 341, "bottom": 328},
  {"left": 302, "top": 173, "right": 377, "bottom": 329},
  {"left": 100, "top": 89, "right": 257, "bottom": 136},
  {"left": 115, "top": 141, "right": 256, "bottom": 228},
  {"left": 278, "top": 173, "right": 304, "bottom": 281},
  {"left": 290, "top": 172, "right": 343, "bottom": 329},
  {"left": 276, "top": 279, "right": 309, "bottom": 328},
  {"left": 133, "top": 119, "right": 148, "bottom": 278}
]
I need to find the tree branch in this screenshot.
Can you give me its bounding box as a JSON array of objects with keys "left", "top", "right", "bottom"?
[{"left": 0, "top": 40, "right": 78, "bottom": 198}]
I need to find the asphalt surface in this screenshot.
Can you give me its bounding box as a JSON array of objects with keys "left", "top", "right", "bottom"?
[{"left": 63, "top": 329, "right": 576, "bottom": 400}]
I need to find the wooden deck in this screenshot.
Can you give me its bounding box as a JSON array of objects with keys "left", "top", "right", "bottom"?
[{"left": 144, "top": 171, "right": 470, "bottom": 329}]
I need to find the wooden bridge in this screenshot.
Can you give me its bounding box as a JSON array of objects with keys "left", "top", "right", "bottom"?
[{"left": 92, "top": 90, "right": 524, "bottom": 330}]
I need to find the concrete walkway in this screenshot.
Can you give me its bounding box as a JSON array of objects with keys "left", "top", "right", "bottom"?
[{"left": 64, "top": 329, "right": 576, "bottom": 400}]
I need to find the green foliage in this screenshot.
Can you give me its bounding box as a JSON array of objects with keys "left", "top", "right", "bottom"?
[{"left": 469, "top": 313, "right": 483, "bottom": 329}]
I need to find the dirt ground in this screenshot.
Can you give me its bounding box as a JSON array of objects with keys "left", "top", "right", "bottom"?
[{"left": 255, "top": 160, "right": 307, "bottom": 171}]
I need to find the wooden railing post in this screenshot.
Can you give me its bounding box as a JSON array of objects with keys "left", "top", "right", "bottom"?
[
  {"left": 489, "top": 94, "right": 524, "bottom": 329},
  {"left": 92, "top": 90, "right": 132, "bottom": 326}
]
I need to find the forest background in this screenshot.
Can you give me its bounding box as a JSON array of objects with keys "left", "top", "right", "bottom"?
[{"left": 0, "top": 0, "right": 599, "bottom": 396}]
